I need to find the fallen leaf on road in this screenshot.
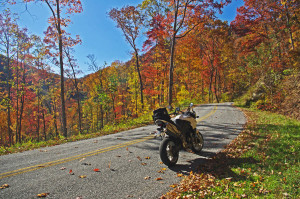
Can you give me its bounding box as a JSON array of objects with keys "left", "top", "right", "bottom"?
[
  {"left": 144, "top": 176, "right": 151, "bottom": 180},
  {"left": 79, "top": 158, "right": 86, "bottom": 162},
  {"left": 37, "top": 193, "right": 49, "bottom": 197},
  {"left": 137, "top": 156, "right": 142, "bottom": 161},
  {"left": 156, "top": 177, "right": 163, "bottom": 181},
  {"left": 69, "top": 169, "right": 74, "bottom": 175},
  {"left": 93, "top": 168, "right": 100, "bottom": 172},
  {"left": 177, "top": 173, "right": 183, "bottom": 177},
  {"left": 0, "top": 184, "right": 9, "bottom": 189},
  {"left": 60, "top": 167, "right": 66, "bottom": 170},
  {"left": 76, "top": 197, "right": 83, "bottom": 199},
  {"left": 159, "top": 162, "right": 163, "bottom": 164},
  {"left": 81, "top": 163, "right": 91, "bottom": 166},
  {"left": 93, "top": 140, "right": 98, "bottom": 143},
  {"left": 145, "top": 156, "right": 151, "bottom": 159},
  {"left": 141, "top": 163, "right": 147, "bottom": 166},
  {"left": 170, "top": 184, "right": 177, "bottom": 188},
  {"left": 161, "top": 168, "right": 167, "bottom": 171},
  {"left": 116, "top": 155, "right": 121, "bottom": 157},
  {"left": 108, "top": 161, "right": 111, "bottom": 169},
  {"left": 79, "top": 175, "right": 87, "bottom": 178},
  {"left": 126, "top": 147, "right": 132, "bottom": 153},
  {"left": 158, "top": 170, "right": 164, "bottom": 174}
]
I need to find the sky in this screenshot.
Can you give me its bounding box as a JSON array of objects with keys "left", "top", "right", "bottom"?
[{"left": 1, "top": 0, "right": 244, "bottom": 77}]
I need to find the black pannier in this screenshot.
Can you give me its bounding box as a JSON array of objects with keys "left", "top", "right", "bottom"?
[{"left": 152, "top": 108, "right": 171, "bottom": 122}]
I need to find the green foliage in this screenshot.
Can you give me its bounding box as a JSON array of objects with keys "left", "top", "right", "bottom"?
[{"left": 211, "top": 111, "right": 299, "bottom": 198}]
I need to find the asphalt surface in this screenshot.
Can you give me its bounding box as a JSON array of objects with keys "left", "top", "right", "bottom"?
[{"left": 0, "top": 102, "right": 246, "bottom": 199}]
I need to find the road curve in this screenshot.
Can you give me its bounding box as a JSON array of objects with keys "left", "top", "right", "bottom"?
[{"left": 0, "top": 102, "right": 246, "bottom": 199}]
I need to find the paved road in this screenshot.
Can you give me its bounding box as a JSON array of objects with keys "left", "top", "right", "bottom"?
[{"left": 0, "top": 103, "right": 246, "bottom": 199}]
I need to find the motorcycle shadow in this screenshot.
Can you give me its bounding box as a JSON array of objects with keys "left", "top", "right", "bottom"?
[
  {"left": 168, "top": 150, "right": 258, "bottom": 181},
  {"left": 167, "top": 150, "right": 214, "bottom": 175}
]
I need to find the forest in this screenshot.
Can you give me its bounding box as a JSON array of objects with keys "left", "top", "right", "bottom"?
[{"left": 0, "top": 0, "right": 299, "bottom": 147}]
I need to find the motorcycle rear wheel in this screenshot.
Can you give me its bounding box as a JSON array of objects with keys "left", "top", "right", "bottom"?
[
  {"left": 192, "top": 131, "right": 204, "bottom": 154},
  {"left": 159, "top": 137, "right": 179, "bottom": 167}
]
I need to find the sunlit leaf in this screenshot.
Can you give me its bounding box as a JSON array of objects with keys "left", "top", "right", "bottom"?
[
  {"left": 93, "top": 168, "right": 100, "bottom": 172},
  {"left": 37, "top": 193, "right": 49, "bottom": 197},
  {"left": 0, "top": 184, "right": 9, "bottom": 189}
]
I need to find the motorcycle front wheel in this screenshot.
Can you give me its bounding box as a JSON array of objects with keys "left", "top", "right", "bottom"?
[
  {"left": 192, "top": 131, "right": 204, "bottom": 154},
  {"left": 159, "top": 137, "right": 179, "bottom": 167}
]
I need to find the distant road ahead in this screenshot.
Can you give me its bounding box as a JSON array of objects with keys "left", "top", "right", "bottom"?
[{"left": 0, "top": 102, "right": 246, "bottom": 199}]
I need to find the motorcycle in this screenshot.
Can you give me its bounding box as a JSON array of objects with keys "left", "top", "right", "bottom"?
[{"left": 152, "top": 103, "right": 204, "bottom": 167}]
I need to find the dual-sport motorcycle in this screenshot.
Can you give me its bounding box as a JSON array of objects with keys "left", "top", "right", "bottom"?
[{"left": 152, "top": 103, "right": 204, "bottom": 167}]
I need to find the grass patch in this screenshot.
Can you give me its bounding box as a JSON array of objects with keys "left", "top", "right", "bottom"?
[
  {"left": 163, "top": 109, "right": 300, "bottom": 199},
  {"left": 0, "top": 112, "right": 153, "bottom": 156}
]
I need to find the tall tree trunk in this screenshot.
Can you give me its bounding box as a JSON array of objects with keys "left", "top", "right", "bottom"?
[
  {"left": 201, "top": 78, "right": 204, "bottom": 102},
  {"left": 56, "top": 0, "right": 68, "bottom": 137},
  {"left": 285, "top": 3, "right": 294, "bottom": 50},
  {"left": 6, "top": 49, "right": 13, "bottom": 146},
  {"left": 15, "top": 47, "right": 20, "bottom": 144},
  {"left": 37, "top": 79, "right": 40, "bottom": 142},
  {"left": 168, "top": 33, "right": 176, "bottom": 107},
  {"left": 100, "top": 105, "right": 104, "bottom": 129},
  {"left": 53, "top": 99, "right": 58, "bottom": 137},
  {"left": 42, "top": 109, "right": 46, "bottom": 141},
  {"left": 214, "top": 67, "right": 219, "bottom": 103},
  {"left": 18, "top": 59, "right": 26, "bottom": 143},
  {"left": 134, "top": 50, "right": 144, "bottom": 108}
]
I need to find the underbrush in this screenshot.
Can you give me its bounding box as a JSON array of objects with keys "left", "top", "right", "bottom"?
[
  {"left": 162, "top": 109, "right": 300, "bottom": 198},
  {"left": 0, "top": 112, "right": 153, "bottom": 156}
]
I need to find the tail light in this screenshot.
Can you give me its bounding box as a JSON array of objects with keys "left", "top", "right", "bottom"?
[{"left": 155, "top": 121, "right": 165, "bottom": 127}]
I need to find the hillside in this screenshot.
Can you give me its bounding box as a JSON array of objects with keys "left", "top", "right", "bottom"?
[
  {"left": 278, "top": 72, "right": 300, "bottom": 120},
  {"left": 236, "top": 70, "right": 300, "bottom": 121}
]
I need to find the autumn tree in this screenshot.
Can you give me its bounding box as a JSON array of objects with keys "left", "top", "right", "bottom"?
[
  {"left": 7, "top": 0, "right": 83, "bottom": 138},
  {"left": 109, "top": 6, "right": 145, "bottom": 109},
  {"left": 141, "top": 0, "right": 232, "bottom": 106},
  {"left": 64, "top": 39, "right": 82, "bottom": 134},
  {"left": 86, "top": 54, "right": 107, "bottom": 130},
  {"left": 0, "top": 9, "right": 18, "bottom": 146}
]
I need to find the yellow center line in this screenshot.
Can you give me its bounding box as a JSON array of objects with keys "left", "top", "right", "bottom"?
[
  {"left": 0, "top": 104, "right": 218, "bottom": 180},
  {"left": 0, "top": 135, "right": 153, "bottom": 179},
  {"left": 197, "top": 105, "right": 218, "bottom": 122}
]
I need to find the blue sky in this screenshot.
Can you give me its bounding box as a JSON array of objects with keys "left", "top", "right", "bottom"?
[{"left": 2, "top": 0, "right": 244, "bottom": 76}]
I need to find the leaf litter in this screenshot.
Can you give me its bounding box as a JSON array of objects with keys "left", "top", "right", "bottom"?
[{"left": 160, "top": 110, "right": 275, "bottom": 199}]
